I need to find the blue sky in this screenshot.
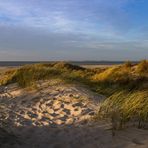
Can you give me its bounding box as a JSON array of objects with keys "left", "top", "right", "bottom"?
[{"left": 0, "top": 0, "right": 148, "bottom": 61}]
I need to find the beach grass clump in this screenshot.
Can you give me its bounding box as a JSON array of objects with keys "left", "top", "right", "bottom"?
[
  {"left": 7, "top": 64, "right": 64, "bottom": 87},
  {"left": 0, "top": 69, "right": 17, "bottom": 86},
  {"left": 91, "top": 66, "right": 132, "bottom": 93},
  {"left": 123, "top": 61, "right": 133, "bottom": 68},
  {"left": 92, "top": 65, "right": 132, "bottom": 84},
  {"left": 98, "top": 90, "right": 148, "bottom": 128},
  {"left": 1, "top": 62, "right": 93, "bottom": 87},
  {"left": 136, "top": 60, "right": 148, "bottom": 75}
]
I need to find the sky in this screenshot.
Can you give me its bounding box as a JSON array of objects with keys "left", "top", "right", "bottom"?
[{"left": 0, "top": 0, "right": 148, "bottom": 61}]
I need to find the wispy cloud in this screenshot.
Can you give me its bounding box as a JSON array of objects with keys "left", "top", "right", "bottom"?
[{"left": 0, "top": 0, "right": 133, "bottom": 33}]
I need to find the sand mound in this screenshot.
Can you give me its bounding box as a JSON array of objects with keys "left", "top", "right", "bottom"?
[{"left": 0, "top": 80, "right": 105, "bottom": 128}]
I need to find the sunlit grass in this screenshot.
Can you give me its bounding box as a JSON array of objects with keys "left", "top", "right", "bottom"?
[{"left": 98, "top": 90, "right": 148, "bottom": 128}]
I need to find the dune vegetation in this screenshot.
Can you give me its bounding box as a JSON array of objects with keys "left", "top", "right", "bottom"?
[{"left": 0, "top": 60, "right": 148, "bottom": 129}]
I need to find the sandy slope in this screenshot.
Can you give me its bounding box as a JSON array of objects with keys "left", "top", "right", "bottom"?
[
  {"left": 0, "top": 80, "right": 105, "bottom": 127},
  {"left": 0, "top": 80, "right": 148, "bottom": 148}
]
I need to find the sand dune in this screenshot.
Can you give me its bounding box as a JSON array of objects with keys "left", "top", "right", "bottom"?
[
  {"left": 0, "top": 80, "right": 104, "bottom": 127},
  {"left": 0, "top": 80, "right": 148, "bottom": 148}
]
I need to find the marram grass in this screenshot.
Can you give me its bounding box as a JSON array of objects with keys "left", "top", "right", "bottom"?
[
  {"left": 98, "top": 90, "right": 148, "bottom": 128},
  {"left": 0, "top": 61, "right": 148, "bottom": 126}
]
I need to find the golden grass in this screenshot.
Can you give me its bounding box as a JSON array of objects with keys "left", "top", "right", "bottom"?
[
  {"left": 136, "top": 60, "right": 148, "bottom": 74},
  {"left": 98, "top": 90, "right": 148, "bottom": 128}
]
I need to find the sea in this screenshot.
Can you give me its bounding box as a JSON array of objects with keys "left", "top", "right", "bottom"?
[{"left": 0, "top": 61, "right": 138, "bottom": 67}]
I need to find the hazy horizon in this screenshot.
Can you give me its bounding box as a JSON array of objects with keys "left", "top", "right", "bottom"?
[{"left": 0, "top": 0, "right": 148, "bottom": 61}]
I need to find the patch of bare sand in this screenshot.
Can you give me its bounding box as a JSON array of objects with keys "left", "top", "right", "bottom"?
[
  {"left": 81, "top": 64, "right": 120, "bottom": 69},
  {"left": 0, "top": 80, "right": 105, "bottom": 127}
]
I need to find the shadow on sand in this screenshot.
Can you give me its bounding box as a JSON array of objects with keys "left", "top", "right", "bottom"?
[{"left": 1, "top": 123, "right": 148, "bottom": 148}]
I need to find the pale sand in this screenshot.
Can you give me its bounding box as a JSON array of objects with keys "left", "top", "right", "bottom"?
[
  {"left": 81, "top": 64, "right": 120, "bottom": 69},
  {"left": 0, "top": 80, "right": 148, "bottom": 148}
]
